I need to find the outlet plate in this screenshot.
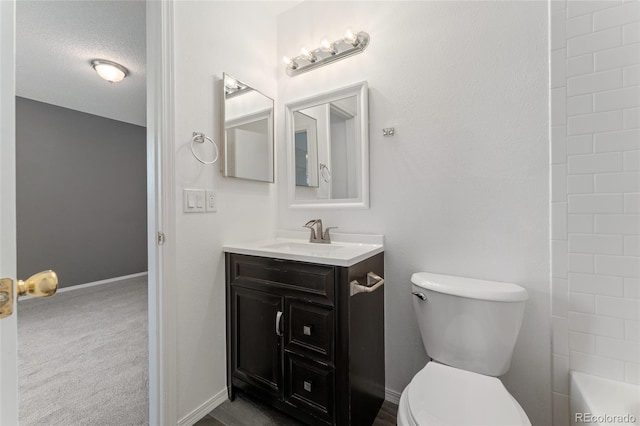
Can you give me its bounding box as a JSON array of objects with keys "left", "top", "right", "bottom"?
[{"left": 206, "top": 190, "right": 217, "bottom": 212}]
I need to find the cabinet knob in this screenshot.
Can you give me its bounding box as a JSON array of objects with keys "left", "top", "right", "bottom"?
[
  {"left": 303, "top": 380, "right": 312, "bottom": 392},
  {"left": 303, "top": 325, "right": 312, "bottom": 336}
]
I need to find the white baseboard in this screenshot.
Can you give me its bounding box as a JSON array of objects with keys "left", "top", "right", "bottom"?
[
  {"left": 177, "top": 388, "right": 228, "bottom": 426},
  {"left": 386, "top": 387, "right": 402, "bottom": 405},
  {"left": 55, "top": 272, "right": 148, "bottom": 294}
]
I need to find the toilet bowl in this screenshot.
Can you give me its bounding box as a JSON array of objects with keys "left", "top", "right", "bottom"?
[
  {"left": 398, "top": 272, "right": 531, "bottom": 426},
  {"left": 397, "top": 362, "right": 530, "bottom": 426}
]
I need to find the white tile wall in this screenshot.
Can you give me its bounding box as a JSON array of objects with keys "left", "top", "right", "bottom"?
[{"left": 551, "top": 1, "right": 639, "bottom": 423}]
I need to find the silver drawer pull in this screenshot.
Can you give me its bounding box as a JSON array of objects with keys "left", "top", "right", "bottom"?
[
  {"left": 303, "top": 380, "right": 312, "bottom": 392},
  {"left": 303, "top": 325, "right": 312, "bottom": 336},
  {"left": 275, "top": 310, "right": 283, "bottom": 336},
  {"left": 350, "top": 272, "right": 384, "bottom": 296}
]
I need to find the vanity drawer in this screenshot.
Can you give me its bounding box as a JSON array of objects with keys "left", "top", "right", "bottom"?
[
  {"left": 285, "top": 353, "right": 334, "bottom": 423},
  {"left": 287, "top": 300, "right": 334, "bottom": 362},
  {"left": 229, "top": 254, "right": 335, "bottom": 304}
]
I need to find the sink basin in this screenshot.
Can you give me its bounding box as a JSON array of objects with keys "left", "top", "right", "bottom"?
[
  {"left": 262, "top": 242, "right": 346, "bottom": 252},
  {"left": 223, "top": 232, "right": 384, "bottom": 267}
]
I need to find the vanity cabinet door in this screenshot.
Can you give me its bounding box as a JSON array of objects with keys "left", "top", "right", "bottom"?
[{"left": 231, "top": 286, "right": 284, "bottom": 399}]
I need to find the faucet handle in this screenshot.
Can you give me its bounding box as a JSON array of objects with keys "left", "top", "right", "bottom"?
[
  {"left": 323, "top": 227, "right": 337, "bottom": 242},
  {"left": 303, "top": 219, "right": 322, "bottom": 240}
]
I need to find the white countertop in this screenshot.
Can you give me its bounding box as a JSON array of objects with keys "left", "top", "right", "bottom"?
[{"left": 222, "top": 230, "right": 384, "bottom": 267}]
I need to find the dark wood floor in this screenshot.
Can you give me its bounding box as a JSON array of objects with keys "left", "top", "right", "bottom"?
[{"left": 195, "top": 393, "right": 398, "bottom": 426}]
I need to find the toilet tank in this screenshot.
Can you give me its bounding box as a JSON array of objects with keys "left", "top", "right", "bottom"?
[{"left": 411, "top": 272, "right": 528, "bottom": 377}]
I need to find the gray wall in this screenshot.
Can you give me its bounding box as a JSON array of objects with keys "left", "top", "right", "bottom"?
[{"left": 16, "top": 97, "right": 147, "bottom": 288}]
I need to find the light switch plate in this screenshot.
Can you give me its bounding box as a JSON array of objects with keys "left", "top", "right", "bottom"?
[
  {"left": 183, "top": 189, "right": 206, "bottom": 213},
  {"left": 206, "top": 190, "right": 217, "bottom": 212}
]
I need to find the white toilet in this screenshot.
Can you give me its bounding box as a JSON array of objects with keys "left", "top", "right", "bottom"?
[{"left": 397, "top": 272, "right": 532, "bottom": 426}]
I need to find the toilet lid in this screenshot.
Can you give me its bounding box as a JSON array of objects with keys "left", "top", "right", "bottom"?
[{"left": 406, "top": 362, "right": 531, "bottom": 426}]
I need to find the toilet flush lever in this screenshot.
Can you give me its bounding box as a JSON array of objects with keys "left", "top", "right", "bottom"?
[{"left": 412, "top": 292, "right": 427, "bottom": 301}]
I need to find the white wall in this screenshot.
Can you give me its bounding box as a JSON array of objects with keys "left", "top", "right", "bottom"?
[
  {"left": 550, "top": 1, "right": 640, "bottom": 425},
  {"left": 172, "top": 1, "right": 285, "bottom": 421},
  {"left": 276, "top": 2, "right": 551, "bottom": 425}
]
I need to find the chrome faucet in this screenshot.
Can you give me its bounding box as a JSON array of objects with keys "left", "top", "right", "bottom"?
[{"left": 303, "top": 219, "right": 336, "bottom": 244}]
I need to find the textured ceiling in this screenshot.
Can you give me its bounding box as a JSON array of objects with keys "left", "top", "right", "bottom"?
[{"left": 16, "top": 1, "right": 146, "bottom": 127}]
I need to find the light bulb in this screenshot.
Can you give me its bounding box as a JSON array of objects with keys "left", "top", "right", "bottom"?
[
  {"left": 344, "top": 29, "right": 358, "bottom": 45},
  {"left": 301, "top": 47, "right": 317, "bottom": 62},
  {"left": 282, "top": 56, "right": 298, "bottom": 69},
  {"left": 320, "top": 39, "right": 337, "bottom": 55},
  {"left": 224, "top": 77, "right": 237, "bottom": 89}
]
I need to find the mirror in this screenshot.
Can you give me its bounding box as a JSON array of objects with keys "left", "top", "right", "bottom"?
[
  {"left": 222, "top": 73, "right": 274, "bottom": 182},
  {"left": 285, "top": 81, "right": 369, "bottom": 208}
]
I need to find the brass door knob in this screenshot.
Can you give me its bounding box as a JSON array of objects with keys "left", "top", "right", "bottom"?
[
  {"left": 17, "top": 270, "right": 58, "bottom": 297},
  {"left": 0, "top": 270, "right": 58, "bottom": 319}
]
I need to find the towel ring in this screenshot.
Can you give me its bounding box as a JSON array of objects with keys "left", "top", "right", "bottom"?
[{"left": 191, "top": 132, "right": 219, "bottom": 165}]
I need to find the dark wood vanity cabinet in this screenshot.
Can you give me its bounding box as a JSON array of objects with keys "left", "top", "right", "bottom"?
[{"left": 225, "top": 252, "right": 385, "bottom": 426}]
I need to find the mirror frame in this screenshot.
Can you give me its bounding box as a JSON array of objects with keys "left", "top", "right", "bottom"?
[
  {"left": 221, "top": 72, "right": 275, "bottom": 183},
  {"left": 285, "top": 81, "right": 369, "bottom": 209}
]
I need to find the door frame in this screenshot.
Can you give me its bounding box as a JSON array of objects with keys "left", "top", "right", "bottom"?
[{"left": 0, "top": 0, "right": 177, "bottom": 424}]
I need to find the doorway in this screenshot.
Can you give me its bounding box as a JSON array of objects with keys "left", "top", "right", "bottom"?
[{"left": 15, "top": 1, "right": 149, "bottom": 424}]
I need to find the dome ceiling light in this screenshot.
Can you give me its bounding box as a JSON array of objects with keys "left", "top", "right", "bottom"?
[{"left": 91, "top": 59, "right": 128, "bottom": 83}]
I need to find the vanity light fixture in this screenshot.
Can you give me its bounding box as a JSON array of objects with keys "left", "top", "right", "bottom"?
[
  {"left": 283, "top": 29, "right": 369, "bottom": 77},
  {"left": 91, "top": 60, "right": 128, "bottom": 83}
]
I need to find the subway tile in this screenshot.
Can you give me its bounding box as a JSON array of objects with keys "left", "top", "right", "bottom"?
[
  {"left": 551, "top": 0, "right": 567, "bottom": 12},
  {"left": 553, "top": 164, "right": 568, "bottom": 202},
  {"left": 567, "top": 14, "right": 593, "bottom": 39},
  {"left": 569, "top": 311, "right": 625, "bottom": 338},
  {"left": 554, "top": 240, "right": 569, "bottom": 279},
  {"left": 568, "top": 175, "right": 594, "bottom": 194},
  {"left": 569, "top": 214, "right": 594, "bottom": 233},
  {"left": 625, "top": 150, "right": 640, "bottom": 170},
  {"left": 552, "top": 9, "right": 568, "bottom": 51},
  {"left": 554, "top": 316, "right": 570, "bottom": 356},
  {"left": 624, "top": 22, "right": 640, "bottom": 44},
  {"left": 626, "top": 193, "right": 640, "bottom": 213},
  {"left": 553, "top": 202, "right": 568, "bottom": 240},
  {"left": 568, "top": 194, "right": 624, "bottom": 214},
  {"left": 567, "top": 94, "right": 594, "bottom": 117},
  {"left": 597, "top": 294, "right": 640, "bottom": 319},
  {"left": 552, "top": 87, "right": 567, "bottom": 126},
  {"left": 625, "top": 277, "right": 640, "bottom": 298},
  {"left": 595, "top": 214, "right": 640, "bottom": 234},
  {"left": 626, "top": 319, "right": 640, "bottom": 342},
  {"left": 568, "top": 27, "right": 622, "bottom": 58},
  {"left": 553, "top": 393, "right": 570, "bottom": 426},
  {"left": 568, "top": 1, "right": 624, "bottom": 19},
  {"left": 595, "top": 255, "right": 640, "bottom": 278},
  {"left": 553, "top": 354, "right": 570, "bottom": 394},
  {"left": 570, "top": 291, "right": 596, "bottom": 314},
  {"left": 569, "top": 330, "right": 596, "bottom": 352},
  {"left": 624, "top": 107, "right": 640, "bottom": 128},
  {"left": 594, "top": 129, "right": 640, "bottom": 152},
  {"left": 569, "top": 272, "right": 625, "bottom": 295},
  {"left": 570, "top": 350, "right": 626, "bottom": 381},
  {"left": 568, "top": 110, "right": 624, "bottom": 135},
  {"left": 567, "top": 54, "right": 595, "bottom": 78},
  {"left": 569, "top": 253, "right": 595, "bottom": 273},
  {"left": 552, "top": 126, "right": 568, "bottom": 165},
  {"left": 595, "top": 172, "right": 640, "bottom": 192},
  {"left": 554, "top": 278, "right": 570, "bottom": 318},
  {"left": 596, "top": 335, "right": 640, "bottom": 362},
  {"left": 624, "top": 64, "right": 640, "bottom": 87},
  {"left": 552, "top": 49, "right": 567, "bottom": 89},
  {"left": 626, "top": 362, "right": 640, "bottom": 384},
  {"left": 568, "top": 135, "right": 594, "bottom": 154},
  {"left": 594, "top": 86, "right": 640, "bottom": 112},
  {"left": 593, "top": 1, "right": 640, "bottom": 31},
  {"left": 595, "top": 43, "right": 640, "bottom": 71},
  {"left": 567, "top": 69, "right": 622, "bottom": 97},
  {"left": 568, "top": 152, "right": 623, "bottom": 174},
  {"left": 625, "top": 235, "right": 640, "bottom": 256}
]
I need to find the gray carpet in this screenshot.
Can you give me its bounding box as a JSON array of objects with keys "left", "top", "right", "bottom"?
[{"left": 18, "top": 276, "right": 149, "bottom": 426}]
